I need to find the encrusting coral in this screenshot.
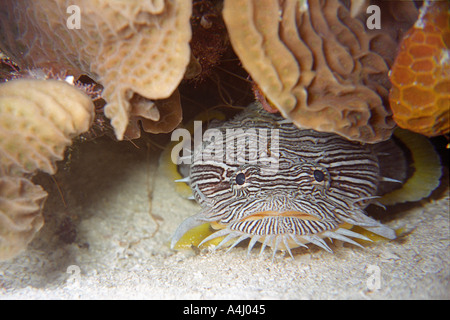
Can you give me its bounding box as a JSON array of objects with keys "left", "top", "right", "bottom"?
[
  {"left": 222, "top": 0, "right": 418, "bottom": 143},
  {"left": 188, "top": 0, "right": 229, "bottom": 83},
  {"left": 389, "top": 0, "right": 450, "bottom": 137},
  {"left": 0, "top": 79, "right": 94, "bottom": 261},
  {"left": 0, "top": 0, "right": 192, "bottom": 140}
]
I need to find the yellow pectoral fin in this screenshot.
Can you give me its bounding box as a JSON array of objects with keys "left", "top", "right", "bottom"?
[
  {"left": 172, "top": 223, "right": 225, "bottom": 250},
  {"left": 349, "top": 225, "right": 404, "bottom": 244}
]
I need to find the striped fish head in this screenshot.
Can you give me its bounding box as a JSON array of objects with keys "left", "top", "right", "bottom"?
[{"left": 171, "top": 103, "right": 397, "bottom": 256}]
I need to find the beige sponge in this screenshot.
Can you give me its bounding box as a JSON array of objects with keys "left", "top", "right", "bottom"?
[
  {"left": 0, "top": 176, "right": 48, "bottom": 261},
  {"left": 0, "top": 79, "right": 94, "bottom": 175},
  {"left": 0, "top": 0, "right": 192, "bottom": 140},
  {"left": 0, "top": 78, "right": 94, "bottom": 260}
]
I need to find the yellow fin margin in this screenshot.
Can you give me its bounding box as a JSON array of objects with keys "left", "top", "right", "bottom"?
[
  {"left": 380, "top": 128, "right": 442, "bottom": 206},
  {"left": 172, "top": 223, "right": 224, "bottom": 250}
]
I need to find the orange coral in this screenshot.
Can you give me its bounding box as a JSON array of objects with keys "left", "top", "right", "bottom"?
[{"left": 389, "top": 1, "right": 450, "bottom": 137}]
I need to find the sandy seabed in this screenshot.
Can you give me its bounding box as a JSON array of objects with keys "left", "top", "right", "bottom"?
[{"left": 0, "top": 136, "right": 448, "bottom": 300}]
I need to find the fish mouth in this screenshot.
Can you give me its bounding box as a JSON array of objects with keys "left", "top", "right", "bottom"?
[
  {"left": 209, "top": 210, "right": 326, "bottom": 238},
  {"left": 202, "top": 212, "right": 370, "bottom": 259},
  {"left": 236, "top": 210, "right": 322, "bottom": 221},
  {"left": 210, "top": 209, "right": 336, "bottom": 237},
  {"left": 203, "top": 210, "right": 346, "bottom": 256}
]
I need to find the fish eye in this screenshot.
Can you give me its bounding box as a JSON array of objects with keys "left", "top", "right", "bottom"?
[
  {"left": 235, "top": 172, "right": 246, "bottom": 185},
  {"left": 313, "top": 170, "right": 325, "bottom": 182}
]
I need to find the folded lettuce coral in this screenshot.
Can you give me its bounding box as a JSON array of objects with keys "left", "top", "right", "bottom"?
[
  {"left": 0, "top": 0, "right": 192, "bottom": 140},
  {"left": 0, "top": 79, "right": 94, "bottom": 260},
  {"left": 222, "top": 0, "right": 418, "bottom": 143}
]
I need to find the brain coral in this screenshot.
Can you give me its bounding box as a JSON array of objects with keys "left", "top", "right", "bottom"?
[
  {"left": 0, "top": 0, "right": 192, "bottom": 140},
  {"left": 389, "top": 0, "right": 450, "bottom": 137},
  {"left": 0, "top": 78, "right": 94, "bottom": 260},
  {"left": 222, "top": 0, "right": 417, "bottom": 143}
]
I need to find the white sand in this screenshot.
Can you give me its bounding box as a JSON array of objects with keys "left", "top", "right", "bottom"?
[{"left": 0, "top": 137, "right": 448, "bottom": 299}]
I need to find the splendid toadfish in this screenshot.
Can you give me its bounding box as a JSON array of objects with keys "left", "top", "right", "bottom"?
[{"left": 170, "top": 102, "right": 441, "bottom": 258}]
